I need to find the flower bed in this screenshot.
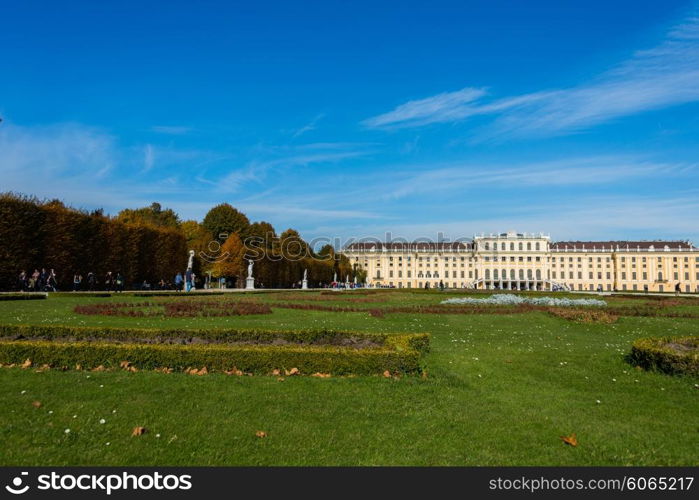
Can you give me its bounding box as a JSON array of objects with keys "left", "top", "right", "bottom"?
[
  {"left": 73, "top": 300, "right": 272, "bottom": 317},
  {"left": 441, "top": 294, "right": 607, "bottom": 307}
]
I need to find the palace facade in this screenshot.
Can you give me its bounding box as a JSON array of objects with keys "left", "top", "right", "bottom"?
[{"left": 342, "top": 231, "right": 699, "bottom": 293}]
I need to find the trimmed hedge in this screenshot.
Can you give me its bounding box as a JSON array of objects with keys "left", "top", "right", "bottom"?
[
  {"left": 629, "top": 336, "right": 699, "bottom": 376},
  {"left": 0, "top": 293, "right": 47, "bottom": 301},
  {"left": 49, "top": 292, "right": 112, "bottom": 298},
  {"left": 0, "top": 325, "right": 429, "bottom": 375}
]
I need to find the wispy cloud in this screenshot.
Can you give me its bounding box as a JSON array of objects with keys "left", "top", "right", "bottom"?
[
  {"left": 143, "top": 144, "right": 154, "bottom": 172},
  {"left": 291, "top": 113, "right": 325, "bottom": 139},
  {"left": 363, "top": 12, "right": 699, "bottom": 139},
  {"left": 215, "top": 147, "right": 372, "bottom": 192},
  {"left": 362, "top": 87, "right": 487, "bottom": 128},
  {"left": 355, "top": 155, "right": 694, "bottom": 201}
]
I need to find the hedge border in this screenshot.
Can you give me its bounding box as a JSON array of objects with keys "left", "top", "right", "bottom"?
[
  {"left": 0, "top": 293, "right": 47, "bottom": 301},
  {"left": 629, "top": 336, "right": 699, "bottom": 376},
  {"left": 0, "top": 325, "right": 429, "bottom": 375}
]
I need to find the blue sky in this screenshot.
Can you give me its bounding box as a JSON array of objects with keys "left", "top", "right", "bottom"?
[{"left": 2, "top": 0, "right": 699, "bottom": 244}]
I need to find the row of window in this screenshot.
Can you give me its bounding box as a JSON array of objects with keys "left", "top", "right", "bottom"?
[{"left": 481, "top": 241, "right": 543, "bottom": 251}]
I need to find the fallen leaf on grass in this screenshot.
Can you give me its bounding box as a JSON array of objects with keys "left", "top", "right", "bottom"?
[
  {"left": 421, "top": 370, "right": 428, "bottom": 379},
  {"left": 92, "top": 365, "right": 106, "bottom": 372},
  {"left": 277, "top": 377, "right": 285, "bottom": 382},
  {"left": 131, "top": 426, "right": 147, "bottom": 437},
  {"left": 255, "top": 431, "right": 267, "bottom": 438},
  {"left": 224, "top": 367, "right": 244, "bottom": 376},
  {"left": 32, "top": 401, "right": 42, "bottom": 408},
  {"left": 119, "top": 361, "right": 131, "bottom": 369},
  {"left": 311, "top": 372, "right": 331, "bottom": 378},
  {"left": 285, "top": 367, "right": 299, "bottom": 376},
  {"left": 21, "top": 359, "right": 32, "bottom": 369},
  {"left": 35, "top": 364, "right": 50, "bottom": 373},
  {"left": 75, "top": 364, "right": 82, "bottom": 371},
  {"left": 383, "top": 370, "right": 391, "bottom": 378},
  {"left": 560, "top": 433, "right": 578, "bottom": 447},
  {"left": 271, "top": 369, "right": 281, "bottom": 376}
]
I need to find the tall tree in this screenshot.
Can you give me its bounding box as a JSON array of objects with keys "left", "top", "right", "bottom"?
[
  {"left": 211, "top": 233, "right": 246, "bottom": 286},
  {"left": 117, "top": 202, "right": 181, "bottom": 228},
  {"left": 202, "top": 203, "right": 250, "bottom": 242}
]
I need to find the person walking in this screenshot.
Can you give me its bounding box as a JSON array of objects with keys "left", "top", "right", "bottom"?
[
  {"left": 46, "top": 269, "right": 58, "bottom": 292},
  {"left": 30, "top": 269, "right": 40, "bottom": 291},
  {"left": 39, "top": 268, "right": 48, "bottom": 290},
  {"left": 87, "top": 272, "right": 96, "bottom": 291},
  {"left": 675, "top": 282, "right": 681, "bottom": 296},
  {"left": 18, "top": 270, "right": 28, "bottom": 292},
  {"left": 104, "top": 272, "right": 113, "bottom": 292},
  {"left": 115, "top": 272, "right": 124, "bottom": 292},
  {"left": 185, "top": 268, "right": 193, "bottom": 292},
  {"left": 72, "top": 273, "right": 82, "bottom": 292},
  {"left": 175, "top": 272, "right": 184, "bottom": 292}
]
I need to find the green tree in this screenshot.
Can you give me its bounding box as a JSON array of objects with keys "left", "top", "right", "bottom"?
[{"left": 202, "top": 203, "right": 250, "bottom": 242}]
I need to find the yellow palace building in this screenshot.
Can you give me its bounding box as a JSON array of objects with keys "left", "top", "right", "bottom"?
[{"left": 342, "top": 231, "right": 699, "bottom": 293}]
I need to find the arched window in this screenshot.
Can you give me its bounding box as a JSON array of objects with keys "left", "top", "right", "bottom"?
[
  {"left": 527, "top": 242, "right": 531, "bottom": 251},
  {"left": 519, "top": 269, "right": 524, "bottom": 279},
  {"left": 518, "top": 242, "right": 523, "bottom": 250},
  {"left": 536, "top": 269, "right": 541, "bottom": 280},
  {"left": 493, "top": 269, "right": 498, "bottom": 279},
  {"left": 501, "top": 242, "right": 505, "bottom": 250},
  {"left": 510, "top": 243, "right": 514, "bottom": 251},
  {"left": 527, "top": 269, "right": 533, "bottom": 279},
  {"left": 510, "top": 269, "right": 515, "bottom": 279},
  {"left": 535, "top": 242, "right": 540, "bottom": 251},
  {"left": 485, "top": 269, "right": 490, "bottom": 279}
]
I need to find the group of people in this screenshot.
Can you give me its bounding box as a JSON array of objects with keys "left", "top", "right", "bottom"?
[
  {"left": 17, "top": 268, "right": 59, "bottom": 292},
  {"left": 17, "top": 269, "right": 126, "bottom": 292}
]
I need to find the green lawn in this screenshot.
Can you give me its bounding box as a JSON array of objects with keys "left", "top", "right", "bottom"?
[{"left": 0, "top": 291, "right": 697, "bottom": 466}]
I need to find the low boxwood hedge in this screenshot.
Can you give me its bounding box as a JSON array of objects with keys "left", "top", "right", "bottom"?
[
  {"left": 629, "top": 336, "right": 698, "bottom": 376},
  {"left": 0, "top": 293, "right": 47, "bottom": 301},
  {"left": 0, "top": 325, "right": 429, "bottom": 375}
]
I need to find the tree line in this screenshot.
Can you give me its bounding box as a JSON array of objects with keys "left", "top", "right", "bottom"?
[{"left": 0, "top": 193, "right": 363, "bottom": 290}]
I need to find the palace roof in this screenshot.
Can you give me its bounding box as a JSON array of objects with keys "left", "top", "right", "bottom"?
[{"left": 551, "top": 241, "right": 695, "bottom": 251}]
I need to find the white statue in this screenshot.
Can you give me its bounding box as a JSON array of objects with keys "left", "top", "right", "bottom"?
[
  {"left": 187, "top": 250, "right": 195, "bottom": 270},
  {"left": 247, "top": 259, "right": 254, "bottom": 278},
  {"left": 333, "top": 272, "right": 337, "bottom": 283},
  {"left": 303, "top": 269, "right": 307, "bottom": 280}
]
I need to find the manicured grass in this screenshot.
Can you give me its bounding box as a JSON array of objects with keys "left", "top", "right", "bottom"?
[{"left": 0, "top": 291, "right": 698, "bottom": 465}]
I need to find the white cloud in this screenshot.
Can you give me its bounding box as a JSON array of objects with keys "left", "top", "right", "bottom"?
[
  {"left": 143, "top": 144, "right": 154, "bottom": 172},
  {"left": 291, "top": 113, "right": 325, "bottom": 138},
  {"left": 363, "top": 12, "right": 699, "bottom": 139},
  {"left": 362, "top": 87, "right": 487, "bottom": 128}
]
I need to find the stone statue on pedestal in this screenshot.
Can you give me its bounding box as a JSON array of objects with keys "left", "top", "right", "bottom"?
[{"left": 245, "top": 259, "right": 255, "bottom": 290}]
